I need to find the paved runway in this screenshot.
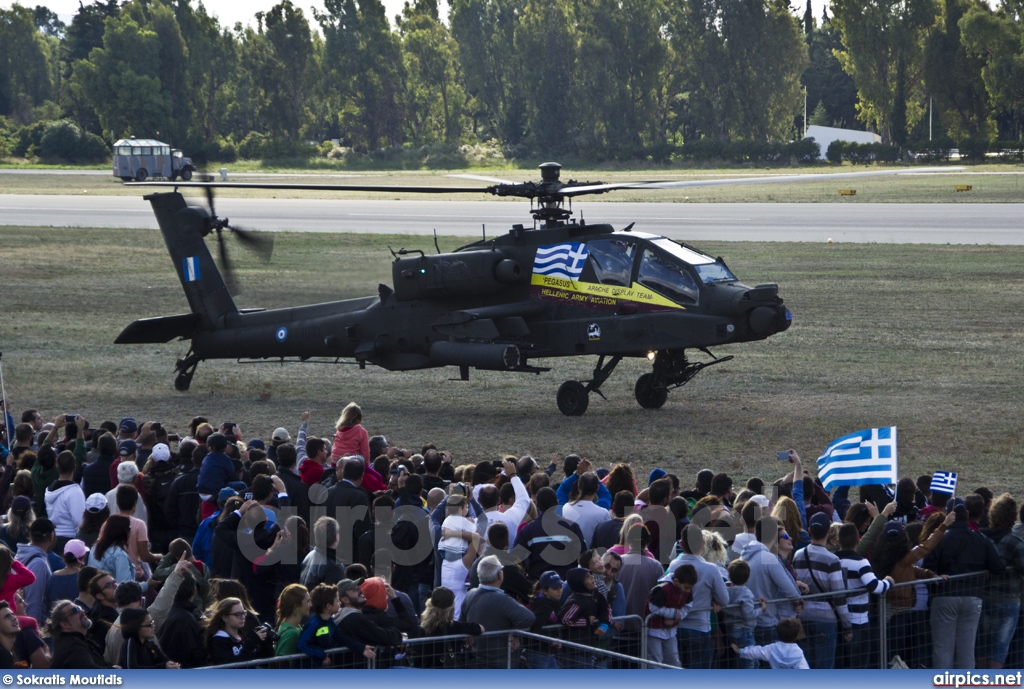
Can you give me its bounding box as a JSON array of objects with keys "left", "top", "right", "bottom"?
[{"left": 1, "top": 194, "right": 1020, "bottom": 244}]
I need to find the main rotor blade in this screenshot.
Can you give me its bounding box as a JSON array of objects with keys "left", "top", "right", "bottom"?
[
  {"left": 127, "top": 181, "right": 491, "bottom": 194},
  {"left": 447, "top": 173, "right": 517, "bottom": 185},
  {"left": 631, "top": 167, "right": 962, "bottom": 191},
  {"left": 560, "top": 181, "right": 666, "bottom": 196}
]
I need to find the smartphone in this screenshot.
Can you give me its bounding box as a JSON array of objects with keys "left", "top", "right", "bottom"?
[
  {"left": 244, "top": 492, "right": 253, "bottom": 501},
  {"left": 776, "top": 450, "right": 791, "bottom": 461},
  {"left": 66, "top": 414, "right": 77, "bottom": 422},
  {"left": 167, "top": 433, "right": 180, "bottom": 442}
]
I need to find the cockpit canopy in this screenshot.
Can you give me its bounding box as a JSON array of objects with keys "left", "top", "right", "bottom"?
[{"left": 580, "top": 232, "right": 736, "bottom": 305}]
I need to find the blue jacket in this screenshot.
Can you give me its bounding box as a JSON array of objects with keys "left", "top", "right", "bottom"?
[
  {"left": 191, "top": 511, "right": 221, "bottom": 565},
  {"left": 556, "top": 474, "right": 612, "bottom": 509},
  {"left": 196, "top": 452, "right": 235, "bottom": 496}
]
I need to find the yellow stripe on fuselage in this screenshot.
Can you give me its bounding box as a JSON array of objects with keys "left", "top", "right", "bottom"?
[{"left": 530, "top": 274, "right": 685, "bottom": 310}]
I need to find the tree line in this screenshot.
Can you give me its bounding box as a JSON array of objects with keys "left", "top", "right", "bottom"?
[{"left": 1, "top": 0, "right": 1022, "bottom": 165}]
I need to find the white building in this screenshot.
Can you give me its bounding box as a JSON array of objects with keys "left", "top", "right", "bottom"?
[{"left": 804, "top": 125, "right": 881, "bottom": 160}]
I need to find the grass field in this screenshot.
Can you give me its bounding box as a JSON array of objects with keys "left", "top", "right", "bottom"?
[
  {"left": 2, "top": 224, "right": 1021, "bottom": 494},
  {"left": 1, "top": 164, "right": 1023, "bottom": 203}
]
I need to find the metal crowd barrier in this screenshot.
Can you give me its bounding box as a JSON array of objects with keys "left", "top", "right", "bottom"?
[{"left": 204, "top": 572, "right": 995, "bottom": 670}]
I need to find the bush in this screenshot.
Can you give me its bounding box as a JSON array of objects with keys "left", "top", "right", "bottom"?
[
  {"left": 787, "top": 138, "right": 821, "bottom": 163},
  {"left": 13, "top": 121, "right": 48, "bottom": 157},
  {"left": 38, "top": 120, "right": 109, "bottom": 163},
  {"left": 238, "top": 131, "right": 269, "bottom": 160},
  {"left": 910, "top": 136, "right": 954, "bottom": 162},
  {"left": 76, "top": 132, "right": 110, "bottom": 163},
  {"left": 826, "top": 140, "right": 845, "bottom": 164},
  {"left": 957, "top": 136, "right": 989, "bottom": 162}
]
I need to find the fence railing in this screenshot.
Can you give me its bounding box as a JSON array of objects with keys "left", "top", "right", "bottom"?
[{"left": 203, "top": 572, "right": 994, "bottom": 670}]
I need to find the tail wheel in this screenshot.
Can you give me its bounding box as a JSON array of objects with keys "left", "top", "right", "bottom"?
[
  {"left": 635, "top": 373, "right": 668, "bottom": 409},
  {"left": 556, "top": 380, "right": 589, "bottom": 416},
  {"left": 135, "top": 168, "right": 148, "bottom": 182}
]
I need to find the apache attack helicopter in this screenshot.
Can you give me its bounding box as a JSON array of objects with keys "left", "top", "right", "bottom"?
[{"left": 118, "top": 163, "right": 942, "bottom": 415}]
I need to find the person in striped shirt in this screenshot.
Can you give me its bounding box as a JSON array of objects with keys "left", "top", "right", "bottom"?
[
  {"left": 793, "top": 512, "right": 852, "bottom": 669},
  {"left": 835, "top": 523, "right": 893, "bottom": 668}
]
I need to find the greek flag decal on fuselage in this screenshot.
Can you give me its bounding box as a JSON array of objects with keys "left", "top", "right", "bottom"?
[
  {"left": 534, "top": 242, "right": 588, "bottom": 280},
  {"left": 182, "top": 256, "right": 201, "bottom": 282}
]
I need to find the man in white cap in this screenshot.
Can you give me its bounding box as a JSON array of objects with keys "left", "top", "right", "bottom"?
[
  {"left": 143, "top": 443, "right": 179, "bottom": 553},
  {"left": 268, "top": 427, "right": 290, "bottom": 463},
  {"left": 106, "top": 462, "right": 147, "bottom": 524}
]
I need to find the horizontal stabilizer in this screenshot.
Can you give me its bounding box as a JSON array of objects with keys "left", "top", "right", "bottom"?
[{"left": 115, "top": 313, "right": 198, "bottom": 344}]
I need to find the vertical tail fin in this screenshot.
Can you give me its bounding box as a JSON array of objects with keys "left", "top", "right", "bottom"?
[{"left": 146, "top": 192, "right": 238, "bottom": 328}]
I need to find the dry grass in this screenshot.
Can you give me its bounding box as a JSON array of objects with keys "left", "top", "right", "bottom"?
[
  {"left": 2, "top": 225, "right": 1022, "bottom": 494},
  {"left": 1, "top": 165, "right": 1023, "bottom": 202}
]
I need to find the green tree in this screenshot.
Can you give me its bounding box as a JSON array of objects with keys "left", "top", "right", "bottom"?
[
  {"left": 669, "top": 0, "right": 807, "bottom": 142},
  {"left": 514, "top": 0, "right": 577, "bottom": 152},
  {"left": 959, "top": 6, "right": 1024, "bottom": 134},
  {"left": 927, "top": 0, "right": 995, "bottom": 139},
  {"left": 0, "top": 4, "right": 55, "bottom": 122},
  {"left": 69, "top": 12, "right": 171, "bottom": 140},
  {"left": 400, "top": 6, "right": 468, "bottom": 143},
  {"left": 802, "top": 18, "right": 859, "bottom": 129},
  {"left": 450, "top": 0, "right": 528, "bottom": 146},
  {"left": 830, "top": 0, "right": 937, "bottom": 142},
  {"left": 318, "top": 0, "right": 406, "bottom": 150},
  {"left": 573, "top": 0, "right": 671, "bottom": 157}
]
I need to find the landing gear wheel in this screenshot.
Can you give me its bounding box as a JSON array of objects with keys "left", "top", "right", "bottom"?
[
  {"left": 135, "top": 168, "right": 148, "bottom": 182},
  {"left": 557, "top": 380, "right": 590, "bottom": 416},
  {"left": 635, "top": 373, "right": 668, "bottom": 409},
  {"left": 174, "top": 372, "right": 193, "bottom": 391},
  {"left": 180, "top": 168, "right": 193, "bottom": 181}
]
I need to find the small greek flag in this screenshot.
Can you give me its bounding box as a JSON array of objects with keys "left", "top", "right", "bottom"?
[
  {"left": 930, "top": 471, "right": 958, "bottom": 495},
  {"left": 534, "top": 242, "right": 589, "bottom": 280},
  {"left": 182, "top": 256, "right": 201, "bottom": 282},
  {"left": 816, "top": 427, "right": 898, "bottom": 491}
]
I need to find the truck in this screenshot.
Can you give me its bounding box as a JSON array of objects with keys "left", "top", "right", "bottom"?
[{"left": 112, "top": 138, "right": 194, "bottom": 181}]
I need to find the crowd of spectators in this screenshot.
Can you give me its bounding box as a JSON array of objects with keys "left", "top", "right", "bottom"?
[{"left": 0, "top": 402, "right": 1020, "bottom": 670}]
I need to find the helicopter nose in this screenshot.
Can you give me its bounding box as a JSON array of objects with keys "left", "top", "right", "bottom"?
[{"left": 749, "top": 304, "right": 792, "bottom": 337}]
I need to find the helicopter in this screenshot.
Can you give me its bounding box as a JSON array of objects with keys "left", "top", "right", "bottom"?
[{"left": 117, "top": 162, "right": 947, "bottom": 415}]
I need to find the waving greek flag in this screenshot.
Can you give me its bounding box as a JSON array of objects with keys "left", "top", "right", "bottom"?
[
  {"left": 534, "top": 242, "right": 589, "bottom": 280},
  {"left": 817, "top": 427, "right": 898, "bottom": 491}
]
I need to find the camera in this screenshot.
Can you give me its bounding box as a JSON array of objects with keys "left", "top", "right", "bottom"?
[
  {"left": 66, "top": 414, "right": 76, "bottom": 422},
  {"left": 258, "top": 622, "right": 280, "bottom": 643}
]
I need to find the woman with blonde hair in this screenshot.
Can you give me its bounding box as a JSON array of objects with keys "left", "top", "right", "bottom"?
[
  {"left": 607, "top": 514, "right": 655, "bottom": 558},
  {"left": 772, "top": 496, "right": 809, "bottom": 552},
  {"left": 330, "top": 402, "right": 370, "bottom": 462},
  {"left": 415, "top": 587, "right": 483, "bottom": 668}
]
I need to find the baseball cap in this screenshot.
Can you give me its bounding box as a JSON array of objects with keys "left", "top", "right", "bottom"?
[
  {"left": 64, "top": 539, "right": 90, "bottom": 562},
  {"left": 29, "top": 518, "right": 55, "bottom": 540},
  {"left": 10, "top": 496, "right": 32, "bottom": 517},
  {"left": 337, "top": 578, "right": 362, "bottom": 595},
  {"left": 882, "top": 521, "right": 905, "bottom": 539},
  {"left": 150, "top": 443, "right": 171, "bottom": 462},
  {"left": 749, "top": 495, "right": 771, "bottom": 510},
  {"left": 272, "top": 427, "right": 290, "bottom": 442},
  {"left": 118, "top": 440, "right": 138, "bottom": 457},
  {"left": 119, "top": 417, "right": 138, "bottom": 434},
  {"left": 85, "top": 493, "right": 108, "bottom": 512},
  {"left": 946, "top": 497, "right": 966, "bottom": 513},
  {"left": 247, "top": 438, "right": 266, "bottom": 451},
  {"left": 648, "top": 468, "right": 667, "bottom": 486},
  {"left": 538, "top": 571, "right": 564, "bottom": 589},
  {"left": 117, "top": 461, "right": 140, "bottom": 484},
  {"left": 808, "top": 512, "right": 831, "bottom": 536},
  {"left": 429, "top": 587, "right": 455, "bottom": 609},
  {"left": 218, "top": 487, "right": 239, "bottom": 503}
]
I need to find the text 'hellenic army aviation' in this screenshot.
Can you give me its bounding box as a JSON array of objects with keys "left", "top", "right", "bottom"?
[{"left": 118, "top": 163, "right": 941, "bottom": 415}]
